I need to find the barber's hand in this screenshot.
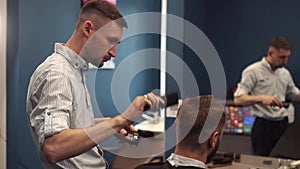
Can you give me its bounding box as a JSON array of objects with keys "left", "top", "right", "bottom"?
[
  {"left": 118, "top": 125, "right": 136, "bottom": 136},
  {"left": 143, "top": 92, "right": 165, "bottom": 110},
  {"left": 121, "top": 93, "right": 165, "bottom": 123},
  {"left": 115, "top": 125, "right": 137, "bottom": 143},
  {"left": 260, "top": 95, "right": 283, "bottom": 108},
  {"left": 121, "top": 95, "right": 151, "bottom": 123}
]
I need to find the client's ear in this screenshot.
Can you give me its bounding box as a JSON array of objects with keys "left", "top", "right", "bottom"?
[{"left": 208, "top": 131, "right": 219, "bottom": 149}]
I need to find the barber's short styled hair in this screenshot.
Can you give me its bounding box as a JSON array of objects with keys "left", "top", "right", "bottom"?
[
  {"left": 77, "top": 0, "right": 127, "bottom": 29},
  {"left": 175, "top": 95, "right": 226, "bottom": 146},
  {"left": 269, "top": 36, "right": 291, "bottom": 50}
]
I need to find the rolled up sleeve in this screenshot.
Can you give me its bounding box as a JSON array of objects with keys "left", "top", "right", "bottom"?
[
  {"left": 286, "top": 73, "right": 300, "bottom": 101},
  {"left": 234, "top": 68, "right": 256, "bottom": 97},
  {"left": 29, "top": 72, "right": 73, "bottom": 147}
]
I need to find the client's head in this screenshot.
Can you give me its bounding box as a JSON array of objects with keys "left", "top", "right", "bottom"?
[{"left": 174, "top": 95, "right": 226, "bottom": 163}]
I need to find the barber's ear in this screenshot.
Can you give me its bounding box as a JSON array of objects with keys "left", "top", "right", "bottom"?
[
  {"left": 209, "top": 131, "right": 219, "bottom": 148},
  {"left": 82, "top": 20, "right": 94, "bottom": 37},
  {"left": 268, "top": 51, "right": 272, "bottom": 56},
  {"left": 268, "top": 47, "right": 274, "bottom": 57}
]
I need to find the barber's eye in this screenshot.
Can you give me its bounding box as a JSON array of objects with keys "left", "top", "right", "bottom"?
[
  {"left": 279, "top": 55, "right": 287, "bottom": 59},
  {"left": 108, "top": 38, "right": 117, "bottom": 44}
]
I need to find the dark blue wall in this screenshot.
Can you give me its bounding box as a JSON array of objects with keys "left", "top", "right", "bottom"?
[
  {"left": 183, "top": 0, "right": 300, "bottom": 116},
  {"left": 204, "top": 0, "right": 300, "bottom": 92},
  {"left": 184, "top": 0, "right": 300, "bottom": 101}
]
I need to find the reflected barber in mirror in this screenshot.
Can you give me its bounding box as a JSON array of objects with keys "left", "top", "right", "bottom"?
[
  {"left": 26, "top": 0, "right": 164, "bottom": 168},
  {"left": 135, "top": 95, "right": 226, "bottom": 169},
  {"left": 234, "top": 36, "right": 300, "bottom": 156}
]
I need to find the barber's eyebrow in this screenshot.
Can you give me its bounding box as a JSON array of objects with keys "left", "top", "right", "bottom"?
[{"left": 108, "top": 37, "right": 120, "bottom": 44}]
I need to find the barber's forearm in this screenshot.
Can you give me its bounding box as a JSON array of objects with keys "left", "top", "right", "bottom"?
[
  {"left": 94, "top": 117, "right": 111, "bottom": 124},
  {"left": 42, "top": 95, "right": 146, "bottom": 164},
  {"left": 43, "top": 129, "right": 97, "bottom": 164},
  {"left": 234, "top": 94, "right": 262, "bottom": 106},
  {"left": 87, "top": 115, "right": 131, "bottom": 143},
  {"left": 43, "top": 115, "right": 131, "bottom": 164}
]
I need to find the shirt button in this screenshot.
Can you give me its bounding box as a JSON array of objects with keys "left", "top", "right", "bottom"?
[
  {"left": 47, "top": 112, "right": 51, "bottom": 116},
  {"left": 75, "top": 63, "right": 78, "bottom": 67}
]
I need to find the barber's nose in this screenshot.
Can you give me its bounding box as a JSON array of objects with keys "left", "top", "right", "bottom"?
[{"left": 108, "top": 45, "right": 117, "bottom": 58}]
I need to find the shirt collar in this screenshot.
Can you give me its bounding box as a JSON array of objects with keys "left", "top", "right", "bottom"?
[
  {"left": 167, "top": 153, "right": 206, "bottom": 168},
  {"left": 54, "top": 43, "right": 88, "bottom": 72},
  {"left": 261, "top": 57, "right": 284, "bottom": 73},
  {"left": 261, "top": 57, "right": 273, "bottom": 72}
]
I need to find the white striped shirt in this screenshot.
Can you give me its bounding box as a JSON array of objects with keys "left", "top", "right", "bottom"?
[
  {"left": 26, "top": 43, "right": 106, "bottom": 169},
  {"left": 235, "top": 57, "right": 299, "bottom": 122}
]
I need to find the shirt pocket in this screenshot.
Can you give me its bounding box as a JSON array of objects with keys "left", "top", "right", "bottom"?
[{"left": 255, "top": 77, "right": 273, "bottom": 91}]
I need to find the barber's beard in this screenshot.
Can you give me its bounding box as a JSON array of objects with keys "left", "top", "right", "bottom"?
[
  {"left": 206, "top": 138, "right": 220, "bottom": 164},
  {"left": 98, "top": 54, "right": 113, "bottom": 68},
  {"left": 98, "top": 62, "right": 104, "bottom": 68},
  {"left": 98, "top": 56, "right": 106, "bottom": 68}
]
